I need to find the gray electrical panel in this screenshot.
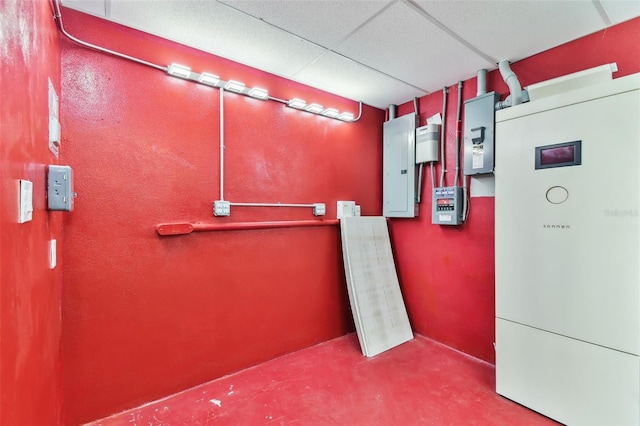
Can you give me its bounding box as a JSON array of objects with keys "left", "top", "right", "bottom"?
[
  {"left": 432, "top": 186, "right": 463, "bottom": 225},
  {"left": 464, "top": 92, "right": 500, "bottom": 175},
  {"left": 383, "top": 113, "right": 417, "bottom": 218}
]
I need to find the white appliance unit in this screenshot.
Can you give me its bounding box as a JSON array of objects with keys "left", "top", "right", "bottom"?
[{"left": 495, "top": 69, "right": 640, "bottom": 425}]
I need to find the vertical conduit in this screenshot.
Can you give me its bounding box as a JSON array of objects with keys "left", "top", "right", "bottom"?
[
  {"left": 454, "top": 81, "right": 463, "bottom": 188},
  {"left": 439, "top": 86, "right": 448, "bottom": 188},
  {"left": 219, "top": 87, "right": 225, "bottom": 200}
]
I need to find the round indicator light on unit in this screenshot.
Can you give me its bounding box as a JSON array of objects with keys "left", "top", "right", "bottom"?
[{"left": 546, "top": 186, "right": 569, "bottom": 204}]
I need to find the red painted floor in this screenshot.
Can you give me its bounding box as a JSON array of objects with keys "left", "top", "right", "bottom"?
[{"left": 87, "top": 334, "right": 558, "bottom": 425}]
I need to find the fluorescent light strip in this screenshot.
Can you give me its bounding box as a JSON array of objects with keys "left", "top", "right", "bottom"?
[
  {"left": 225, "top": 80, "right": 245, "bottom": 93},
  {"left": 288, "top": 98, "right": 306, "bottom": 109},
  {"left": 198, "top": 72, "right": 220, "bottom": 87},
  {"left": 167, "top": 63, "right": 191, "bottom": 79},
  {"left": 167, "top": 64, "right": 354, "bottom": 122},
  {"left": 248, "top": 87, "right": 268, "bottom": 100},
  {"left": 305, "top": 103, "right": 323, "bottom": 114},
  {"left": 322, "top": 108, "right": 339, "bottom": 118}
]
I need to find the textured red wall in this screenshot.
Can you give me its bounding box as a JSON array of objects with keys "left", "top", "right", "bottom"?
[
  {"left": 0, "top": 0, "right": 63, "bottom": 425},
  {"left": 392, "top": 17, "right": 640, "bottom": 364},
  {"left": 59, "top": 8, "right": 383, "bottom": 425}
]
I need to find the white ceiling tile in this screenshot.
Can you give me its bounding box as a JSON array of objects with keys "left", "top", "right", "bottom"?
[
  {"left": 334, "top": 1, "right": 492, "bottom": 92},
  {"left": 108, "top": 0, "right": 326, "bottom": 78},
  {"left": 293, "top": 52, "right": 427, "bottom": 108},
  {"left": 600, "top": 0, "right": 640, "bottom": 24},
  {"left": 218, "top": 0, "right": 393, "bottom": 48},
  {"left": 61, "top": 0, "right": 106, "bottom": 17},
  {"left": 416, "top": 0, "right": 608, "bottom": 64}
]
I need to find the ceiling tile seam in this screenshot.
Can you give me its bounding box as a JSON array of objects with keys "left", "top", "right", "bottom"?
[
  {"left": 214, "top": 0, "right": 431, "bottom": 96},
  {"left": 288, "top": 0, "right": 399, "bottom": 79},
  {"left": 591, "top": 0, "right": 613, "bottom": 26},
  {"left": 401, "top": 0, "right": 497, "bottom": 67}
]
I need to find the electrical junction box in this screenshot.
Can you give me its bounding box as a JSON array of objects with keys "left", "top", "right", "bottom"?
[
  {"left": 432, "top": 186, "right": 463, "bottom": 225},
  {"left": 337, "top": 200, "right": 361, "bottom": 219},
  {"left": 213, "top": 200, "right": 230, "bottom": 216},
  {"left": 415, "top": 123, "right": 439, "bottom": 164},
  {"left": 383, "top": 113, "right": 417, "bottom": 217},
  {"left": 47, "top": 165, "right": 75, "bottom": 211},
  {"left": 464, "top": 92, "right": 500, "bottom": 175},
  {"left": 313, "top": 203, "right": 326, "bottom": 216}
]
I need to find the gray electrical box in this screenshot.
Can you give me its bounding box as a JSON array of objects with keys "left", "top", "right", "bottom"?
[
  {"left": 383, "top": 113, "right": 417, "bottom": 218},
  {"left": 415, "top": 123, "right": 439, "bottom": 164},
  {"left": 432, "top": 186, "right": 463, "bottom": 225},
  {"left": 464, "top": 92, "right": 500, "bottom": 175},
  {"left": 47, "top": 165, "right": 75, "bottom": 211}
]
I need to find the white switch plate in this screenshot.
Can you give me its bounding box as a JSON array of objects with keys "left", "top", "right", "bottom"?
[
  {"left": 19, "top": 179, "right": 33, "bottom": 223},
  {"left": 48, "top": 78, "right": 60, "bottom": 158},
  {"left": 49, "top": 239, "right": 57, "bottom": 269}
]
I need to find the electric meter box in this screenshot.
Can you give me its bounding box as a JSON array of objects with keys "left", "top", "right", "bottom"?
[
  {"left": 432, "top": 186, "right": 463, "bottom": 225},
  {"left": 464, "top": 92, "right": 500, "bottom": 175}
]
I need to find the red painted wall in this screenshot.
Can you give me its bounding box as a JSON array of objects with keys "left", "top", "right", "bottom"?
[
  {"left": 392, "top": 17, "right": 640, "bottom": 364},
  {"left": 0, "top": 0, "right": 63, "bottom": 425},
  {"left": 59, "top": 8, "right": 383, "bottom": 425}
]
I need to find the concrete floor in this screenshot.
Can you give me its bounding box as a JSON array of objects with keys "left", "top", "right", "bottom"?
[{"left": 87, "top": 333, "right": 558, "bottom": 425}]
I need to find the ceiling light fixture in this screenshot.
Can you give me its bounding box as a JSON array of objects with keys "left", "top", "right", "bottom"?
[
  {"left": 305, "top": 103, "right": 323, "bottom": 114},
  {"left": 198, "top": 72, "right": 220, "bottom": 87},
  {"left": 248, "top": 87, "right": 269, "bottom": 100},
  {"left": 287, "top": 98, "right": 306, "bottom": 109},
  {"left": 225, "top": 80, "right": 245, "bottom": 93},
  {"left": 167, "top": 63, "right": 192, "bottom": 79}
]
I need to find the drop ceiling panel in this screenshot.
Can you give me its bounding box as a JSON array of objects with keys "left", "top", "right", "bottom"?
[
  {"left": 292, "top": 51, "right": 427, "bottom": 108},
  {"left": 108, "top": 0, "right": 326, "bottom": 78},
  {"left": 334, "top": 1, "right": 493, "bottom": 93},
  {"left": 218, "top": 0, "right": 393, "bottom": 48},
  {"left": 601, "top": 0, "right": 640, "bottom": 24},
  {"left": 417, "top": 0, "right": 607, "bottom": 63}
]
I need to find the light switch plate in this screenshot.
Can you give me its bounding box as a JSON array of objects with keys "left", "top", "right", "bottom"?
[
  {"left": 19, "top": 180, "right": 33, "bottom": 223},
  {"left": 49, "top": 239, "right": 57, "bottom": 269}
]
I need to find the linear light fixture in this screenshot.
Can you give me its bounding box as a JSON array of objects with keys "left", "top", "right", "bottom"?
[
  {"left": 198, "top": 72, "right": 220, "bottom": 87},
  {"left": 322, "top": 108, "right": 339, "bottom": 118},
  {"left": 165, "top": 63, "right": 357, "bottom": 122},
  {"left": 167, "top": 63, "right": 191, "bottom": 79},
  {"left": 225, "top": 80, "right": 245, "bottom": 93},
  {"left": 337, "top": 112, "right": 355, "bottom": 121},
  {"left": 305, "top": 103, "right": 323, "bottom": 114},
  {"left": 287, "top": 98, "right": 306, "bottom": 109},
  {"left": 248, "top": 87, "right": 268, "bottom": 100}
]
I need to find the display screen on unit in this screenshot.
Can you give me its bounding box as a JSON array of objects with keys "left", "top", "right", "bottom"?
[{"left": 535, "top": 140, "right": 582, "bottom": 170}]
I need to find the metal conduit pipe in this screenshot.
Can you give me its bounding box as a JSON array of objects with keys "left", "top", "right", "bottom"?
[
  {"left": 477, "top": 69, "right": 487, "bottom": 97},
  {"left": 388, "top": 104, "right": 397, "bottom": 120},
  {"left": 454, "top": 81, "right": 463, "bottom": 188},
  {"left": 439, "top": 86, "right": 448, "bottom": 188}
]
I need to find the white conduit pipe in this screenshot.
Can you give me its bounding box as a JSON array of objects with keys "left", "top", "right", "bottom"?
[
  {"left": 230, "top": 203, "right": 316, "bottom": 208},
  {"left": 219, "top": 88, "right": 225, "bottom": 201},
  {"left": 498, "top": 60, "right": 523, "bottom": 108}
]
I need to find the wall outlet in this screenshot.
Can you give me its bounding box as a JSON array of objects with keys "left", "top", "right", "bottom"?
[
  {"left": 18, "top": 180, "right": 33, "bottom": 223},
  {"left": 47, "top": 165, "right": 75, "bottom": 211},
  {"left": 213, "top": 200, "right": 231, "bottom": 216}
]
